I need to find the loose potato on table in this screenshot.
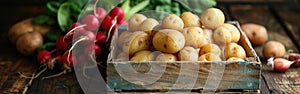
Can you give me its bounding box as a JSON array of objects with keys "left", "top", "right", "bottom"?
[
  {"left": 122, "top": 31, "right": 151, "bottom": 56},
  {"left": 180, "top": 12, "right": 201, "bottom": 27},
  {"left": 181, "top": 27, "right": 208, "bottom": 48},
  {"left": 200, "top": 8, "right": 225, "bottom": 29},
  {"left": 152, "top": 29, "right": 185, "bottom": 54},
  {"left": 262, "top": 41, "right": 286, "bottom": 59},
  {"left": 128, "top": 14, "right": 147, "bottom": 32},
  {"left": 162, "top": 14, "right": 184, "bottom": 31},
  {"left": 178, "top": 46, "right": 198, "bottom": 61},
  {"left": 16, "top": 32, "right": 43, "bottom": 55},
  {"left": 155, "top": 53, "right": 177, "bottom": 61},
  {"left": 241, "top": 23, "right": 268, "bottom": 46},
  {"left": 130, "top": 50, "right": 155, "bottom": 61}
]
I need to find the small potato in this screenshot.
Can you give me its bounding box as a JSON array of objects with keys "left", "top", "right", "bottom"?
[
  {"left": 213, "top": 26, "right": 232, "bottom": 45},
  {"left": 16, "top": 32, "right": 43, "bottom": 55},
  {"left": 140, "top": 18, "right": 159, "bottom": 35},
  {"left": 117, "top": 31, "right": 132, "bottom": 47},
  {"left": 227, "top": 57, "right": 245, "bottom": 62},
  {"left": 222, "top": 23, "right": 240, "bottom": 42},
  {"left": 152, "top": 29, "right": 185, "bottom": 54},
  {"left": 225, "top": 43, "right": 246, "bottom": 59},
  {"left": 203, "top": 28, "right": 213, "bottom": 44},
  {"left": 155, "top": 53, "right": 177, "bottom": 61},
  {"left": 200, "top": 8, "right": 225, "bottom": 29},
  {"left": 199, "top": 44, "right": 221, "bottom": 56},
  {"left": 130, "top": 50, "right": 155, "bottom": 61},
  {"left": 162, "top": 14, "right": 184, "bottom": 31},
  {"left": 198, "top": 52, "right": 222, "bottom": 61},
  {"left": 241, "top": 23, "right": 268, "bottom": 46},
  {"left": 178, "top": 46, "right": 198, "bottom": 61},
  {"left": 262, "top": 41, "right": 286, "bottom": 59},
  {"left": 122, "top": 31, "right": 151, "bottom": 56},
  {"left": 128, "top": 14, "right": 147, "bottom": 32},
  {"left": 180, "top": 12, "right": 201, "bottom": 27},
  {"left": 181, "top": 27, "right": 207, "bottom": 48}
]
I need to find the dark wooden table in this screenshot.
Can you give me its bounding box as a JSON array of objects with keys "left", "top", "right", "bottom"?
[{"left": 1, "top": 0, "right": 300, "bottom": 93}]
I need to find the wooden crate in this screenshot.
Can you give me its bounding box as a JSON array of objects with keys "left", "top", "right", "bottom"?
[{"left": 106, "top": 21, "right": 261, "bottom": 93}]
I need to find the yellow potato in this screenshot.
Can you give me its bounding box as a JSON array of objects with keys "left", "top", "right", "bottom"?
[
  {"left": 262, "top": 41, "right": 286, "bottom": 59},
  {"left": 213, "top": 26, "right": 232, "bottom": 45},
  {"left": 178, "top": 46, "right": 198, "bottom": 61},
  {"left": 181, "top": 27, "right": 207, "bottom": 48},
  {"left": 227, "top": 57, "right": 245, "bottom": 62},
  {"left": 162, "top": 14, "right": 184, "bottom": 31},
  {"left": 116, "top": 51, "right": 130, "bottom": 61},
  {"left": 203, "top": 28, "right": 213, "bottom": 44},
  {"left": 180, "top": 12, "right": 201, "bottom": 27},
  {"left": 198, "top": 52, "right": 222, "bottom": 61},
  {"left": 155, "top": 53, "right": 177, "bottom": 61},
  {"left": 140, "top": 18, "right": 159, "bottom": 35},
  {"left": 199, "top": 44, "right": 221, "bottom": 56},
  {"left": 200, "top": 8, "right": 225, "bottom": 29},
  {"left": 130, "top": 50, "right": 155, "bottom": 61},
  {"left": 152, "top": 29, "right": 185, "bottom": 54},
  {"left": 122, "top": 31, "right": 151, "bottom": 56},
  {"left": 225, "top": 43, "right": 246, "bottom": 59},
  {"left": 128, "top": 14, "right": 147, "bottom": 32},
  {"left": 222, "top": 23, "right": 240, "bottom": 42}
]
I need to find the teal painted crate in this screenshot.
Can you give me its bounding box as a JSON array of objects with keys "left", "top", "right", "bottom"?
[{"left": 107, "top": 21, "right": 261, "bottom": 93}]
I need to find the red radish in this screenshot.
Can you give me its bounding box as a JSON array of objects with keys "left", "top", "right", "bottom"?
[
  {"left": 82, "top": 15, "right": 99, "bottom": 31},
  {"left": 94, "top": 7, "right": 107, "bottom": 22},
  {"left": 95, "top": 32, "right": 107, "bottom": 45},
  {"left": 110, "top": 7, "right": 125, "bottom": 24},
  {"left": 84, "top": 44, "right": 101, "bottom": 56},
  {"left": 38, "top": 50, "right": 52, "bottom": 64},
  {"left": 288, "top": 53, "right": 300, "bottom": 67},
  {"left": 64, "top": 23, "right": 87, "bottom": 42},
  {"left": 68, "top": 22, "right": 81, "bottom": 31},
  {"left": 61, "top": 53, "right": 76, "bottom": 67},
  {"left": 118, "top": 19, "right": 128, "bottom": 25},
  {"left": 101, "top": 16, "right": 117, "bottom": 31},
  {"left": 267, "top": 57, "right": 294, "bottom": 72},
  {"left": 56, "top": 36, "right": 70, "bottom": 51}
]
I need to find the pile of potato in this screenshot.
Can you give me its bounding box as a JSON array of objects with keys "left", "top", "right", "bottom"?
[{"left": 116, "top": 8, "right": 247, "bottom": 62}]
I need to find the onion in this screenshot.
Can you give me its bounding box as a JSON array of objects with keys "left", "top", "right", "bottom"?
[
  {"left": 288, "top": 53, "right": 300, "bottom": 67},
  {"left": 267, "top": 57, "right": 294, "bottom": 72}
]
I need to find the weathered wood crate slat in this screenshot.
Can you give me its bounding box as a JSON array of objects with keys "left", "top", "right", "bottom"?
[{"left": 106, "top": 21, "right": 261, "bottom": 93}]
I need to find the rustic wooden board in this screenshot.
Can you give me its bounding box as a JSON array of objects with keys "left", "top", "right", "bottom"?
[{"left": 107, "top": 62, "right": 260, "bottom": 92}]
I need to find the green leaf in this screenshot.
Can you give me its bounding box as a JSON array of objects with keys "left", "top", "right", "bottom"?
[
  {"left": 175, "top": 0, "right": 216, "bottom": 15},
  {"left": 37, "top": 42, "right": 56, "bottom": 51},
  {"left": 125, "top": 0, "right": 150, "bottom": 20},
  {"left": 32, "top": 15, "right": 56, "bottom": 25},
  {"left": 46, "top": 29, "right": 62, "bottom": 41},
  {"left": 121, "top": 0, "right": 131, "bottom": 15},
  {"left": 57, "top": 2, "right": 75, "bottom": 32},
  {"left": 152, "top": 0, "right": 171, "bottom": 5},
  {"left": 47, "top": 1, "right": 61, "bottom": 13},
  {"left": 68, "top": 0, "right": 88, "bottom": 9}
]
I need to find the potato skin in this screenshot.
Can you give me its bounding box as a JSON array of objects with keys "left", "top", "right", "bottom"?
[
  {"left": 200, "top": 8, "right": 225, "bottom": 29},
  {"left": 117, "top": 31, "right": 132, "bottom": 48},
  {"left": 222, "top": 23, "right": 240, "bottom": 43},
  {"left": 140, "top": 18, "right": 159, "bottom": 35},
  {"left": 199, "top": 44, "right": 221, "bottom": 56},
  {"left": 213, "top": 26, "right": 232, "bottom": 45},
  {"left": 128, "top": 14, "right": 147, "bottom": 32},
  {"left": 227, "top": 57, "right": 245, "bottom": 62},
  {"left": 152, "top": 29, "right": 185, "bottom": 54},
  {"left": 162, "top": 14, "right": 184, "bottom": 31},
  {"left": 181, "top": 27, "right": 207, "bottom": 48},
  {"left": 225, "top": 43, "right": 246, "bottom": 59},
  {"left": 198, "top": 52, "right": 221, "bottom": 61},
  {"left": 241, "top": 23, "right": 268, "bottom": 45},
  {"left": 180, "top": 12, "right": 201, "bottom": 27},
  {"left": 130, "top": 50, "right": 155, "bottom": 61},
  {"left": 16, "top": 32, "right": 43, "bottom": 55},
  {"left": 155, "top": 53, "right": 177, "bottom": 61},
  {"left": 262, "top": 41, "right": 286, "bottom": 59},
  {"left": 122, "top": 31, "right": 151, "bottom": 56},
  {"left": 178, "top": 46, "right": 198, "bottom": 61}
]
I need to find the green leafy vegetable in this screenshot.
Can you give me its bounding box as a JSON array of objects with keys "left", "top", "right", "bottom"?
[
  {"left": 32, "top": 15, "right": 56, "bottom": 25},
  {"left": 57, "top": 3, "right": 76, "bottom": 32},
  {"left": 46, "top": 29, "right": 62, "bottom": 41},
  {"left": 37, "top": 42, "right": 56, "bottom": 51}
]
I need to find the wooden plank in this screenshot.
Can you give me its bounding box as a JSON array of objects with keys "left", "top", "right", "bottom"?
[
  {"left": 229, "top": 5, "right": 300, "bottom": 93},
  {"left": 272, "top": 6, "right": 300, "bottom": 51},
  {"left": 107, "top": 62, "right": 260, "bottom": 92}
]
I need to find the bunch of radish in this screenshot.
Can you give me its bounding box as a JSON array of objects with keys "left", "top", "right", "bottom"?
[
  {"left": 267, "top": 52, "right": 300, "bottom": 73},
  {"left": 36, "top": 6, "right": 126, "bottom": 79}
]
